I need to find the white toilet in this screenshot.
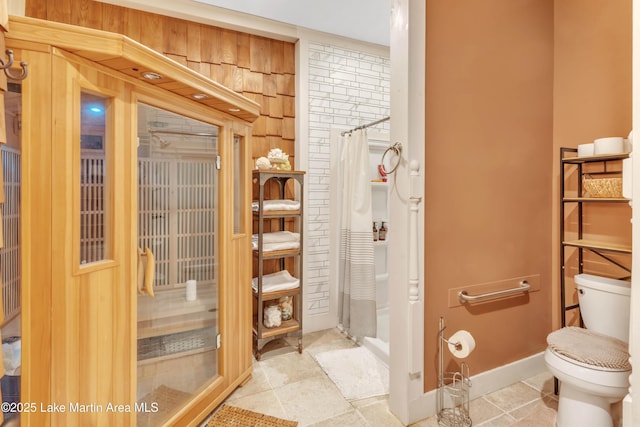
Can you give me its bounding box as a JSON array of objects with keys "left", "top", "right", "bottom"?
[{"left": 545, "top": 273, "right": 631, "bottom": 427}]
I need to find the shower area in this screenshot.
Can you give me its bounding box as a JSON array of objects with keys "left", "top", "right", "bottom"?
[
  {"left": 329, "top": 124, "right": 392, "bottom": 364},
  {"left": 307, "top": 40, "right": 390, "bottom": 362}
]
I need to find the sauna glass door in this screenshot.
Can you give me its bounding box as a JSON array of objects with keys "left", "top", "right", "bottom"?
[{"left": 136, "top": 103, "right": 219, "bottom": 425}]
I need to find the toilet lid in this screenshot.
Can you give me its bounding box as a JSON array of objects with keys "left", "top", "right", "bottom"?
[{"left": 547, "top": 327, "right": 631, "bottom": 371}]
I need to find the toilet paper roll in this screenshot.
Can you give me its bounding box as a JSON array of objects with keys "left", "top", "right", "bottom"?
[
  {"left": 186, "top": 279, "right": 197, "bottom": 302},
  {"left": 448, "top": 330, "right": 476, "bottom": 359}
]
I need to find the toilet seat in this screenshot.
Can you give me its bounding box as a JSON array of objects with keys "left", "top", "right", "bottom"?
[
  {"left": 550, "top": 349, "right": 628, "bottom": 373},
  {"left": 545, "top": 348, "right": 630, "bottom": 392},
  {"left": 547, "top": 327, "right": 630, "bottom": 372}
]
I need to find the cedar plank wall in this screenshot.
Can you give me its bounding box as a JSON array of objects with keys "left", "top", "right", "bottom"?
[
  {"left": 25, "top": 0, "right": 296, "bottom": 170},
  {"left": 26, "top": 0, "right": 296, "bottom": 281}
]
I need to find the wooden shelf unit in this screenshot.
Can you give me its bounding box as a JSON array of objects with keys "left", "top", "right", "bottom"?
[{"left": 252, "top": 170, "right": 305, "bottom": 360}]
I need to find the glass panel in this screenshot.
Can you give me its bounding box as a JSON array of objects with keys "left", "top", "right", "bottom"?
[
  {"left": 0, "top": 84, "right": 22, "bottom": 422},
  {"left": 136, "top": 103, "right": 219, "bottom": 424},
  {"left": 80, "top": 92, "right": 109, "bottom": 264},
  {"left": 233, "top": 135, "right": 244, "bottom": 234}
]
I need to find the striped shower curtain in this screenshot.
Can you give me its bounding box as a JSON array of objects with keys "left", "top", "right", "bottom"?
[{"left": 338, "top": 129, "right": 377, "bottom": 341}]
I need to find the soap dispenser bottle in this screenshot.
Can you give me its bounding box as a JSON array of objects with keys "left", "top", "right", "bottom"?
[{"left": 379, "top": 221, "right": 387, "bottom": 241}]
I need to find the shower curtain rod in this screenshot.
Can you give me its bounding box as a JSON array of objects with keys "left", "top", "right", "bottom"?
[{"left": 341, "top": 116, "right": 390, "bottom": 136}]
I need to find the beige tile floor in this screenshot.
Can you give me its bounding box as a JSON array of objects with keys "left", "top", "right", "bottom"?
[{"left": 205, "top": 328, "right": 558, "bottom": 427}]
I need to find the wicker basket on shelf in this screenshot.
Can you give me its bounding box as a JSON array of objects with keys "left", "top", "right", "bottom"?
[{"left": 582, "top": 175, "right": 623, "bottom": 198}]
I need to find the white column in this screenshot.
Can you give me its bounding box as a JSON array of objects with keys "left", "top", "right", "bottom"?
[
  {"left": 626, "top": 2, "right": 640, "bottom": 426},
  {"left": 408, "top": 160, "right": 423, "bottom": 375},
  {"left": 388, "top": 0, "right": 426, "bottom": 424}
]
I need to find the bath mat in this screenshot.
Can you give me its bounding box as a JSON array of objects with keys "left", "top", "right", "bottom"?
[
  {"left": 314, "top": 346, "right": 389, "bottom": 400},
  {"left": 206, "top": 404, "right": 298, "bottom": 427}
]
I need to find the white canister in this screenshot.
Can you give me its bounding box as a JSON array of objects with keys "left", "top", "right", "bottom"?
[
  {"left": 593, "top": 137, "right": 624, "bottom": 155},
  {"left": 186, "top": 280, "right": 197, "bottom": 302},
  {"left": 577, "top": 143, "right": 594, "bottom": 157}
]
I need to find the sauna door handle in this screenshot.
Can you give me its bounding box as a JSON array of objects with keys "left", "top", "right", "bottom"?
[{"left": 137, "top": 247, "right": 155, "bottom": 297}]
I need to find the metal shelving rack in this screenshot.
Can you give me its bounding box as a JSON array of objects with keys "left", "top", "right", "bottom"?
[{"left": 559, "top": 147, "right": 631, "bottom": 327}]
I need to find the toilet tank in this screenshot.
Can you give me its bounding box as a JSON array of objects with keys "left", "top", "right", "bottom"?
[{"left": 575, "top": 273, "right": 631, "bottom": 343}]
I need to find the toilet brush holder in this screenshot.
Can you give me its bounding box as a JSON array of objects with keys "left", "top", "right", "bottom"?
[{"left": 437, "top": 317, "right": 472, "bottom": 427}]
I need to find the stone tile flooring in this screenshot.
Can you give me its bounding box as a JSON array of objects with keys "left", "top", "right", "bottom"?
[{"left": 204, "top": 328, "right": 558, "bottom": 426}]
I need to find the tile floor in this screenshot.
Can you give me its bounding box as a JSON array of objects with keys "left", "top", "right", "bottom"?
[{"left": 205, "top": 328, "right": 559, "bottom": 427}]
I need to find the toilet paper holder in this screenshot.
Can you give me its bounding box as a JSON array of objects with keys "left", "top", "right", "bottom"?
[
  {"left": 437, "top": 317, "right": 472, "bottom": 427},
  {"left": 441, "top": 332, "right": 463, "bottom": 351}
]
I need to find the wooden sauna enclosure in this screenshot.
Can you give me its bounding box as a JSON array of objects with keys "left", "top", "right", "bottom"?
[{"left": 3, "top": 15, "right": 259, "bottom": 426}]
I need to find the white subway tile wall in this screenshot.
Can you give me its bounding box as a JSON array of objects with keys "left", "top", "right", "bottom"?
[{"left": 306, "top": 42, "right": 390, "bottom": 317}]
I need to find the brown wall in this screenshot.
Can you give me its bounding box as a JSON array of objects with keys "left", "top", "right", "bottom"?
[
  {"left": 26, "top": 0, "right": 296, "bottom": 166},
  {"left": 424, "top": 0, "right": 554, "bottom": 391},
  {"left": 552, "top": 0, "right": 632, "bottom": 328},
  {"left": 424, "top": 0, "right": 631, "bottom": 392}
]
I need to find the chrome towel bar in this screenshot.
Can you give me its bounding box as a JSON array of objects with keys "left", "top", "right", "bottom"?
[{"left": 458, "top": 280, "right": 531, "bottom": 304}]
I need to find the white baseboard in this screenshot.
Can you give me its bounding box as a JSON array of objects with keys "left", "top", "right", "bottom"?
[
  {"left": 408, "top": 352, "right": 547, "bottom": 424},
  {"left": 303, "top": 313, "right": 337, "bottom": 335}
]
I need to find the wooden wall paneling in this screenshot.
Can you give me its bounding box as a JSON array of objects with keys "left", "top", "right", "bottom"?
[
  {"left": 49, "top": 53, "right": 81, "bottom": 425},
  {"left": 0, "top": 0, "right": 5, "bottom": 31},
  {"left": 47, "top": 0, "right": 71, "bottom": 23},
  {"left": 276, "top": 74, "right": 295, "bottom": 96},
  {"left": 220, "top": 29, "right": 238, "bottom": 65},
  {"left": 187, "top": 24, "right": 202, "bottom": 62},
  {"left": 101, "top": 3, "right": 125, "bottom": 34},
  {"left": 0, "top": 31, "right": 5, "bottom": 91},
  {"left": 164, "top": 17, "right": 187, "bottom": 57},
  {"left": 282, "top": 117, "right": 295, "bottom": 140},
  {"left": 242, "top": 92, "right": 267, "bottom": 116},
  {"left": 211, "top": 63, "right": 236, "bottom": 91},
  {"left": 26, "top": 0, "right": 47, "bottom": 19},
  {"left": 242, "top": 69, "right": 263, "bottom": 93},
  {"left": 282, "top": 43, "right": 295, "bottom": 74},
  {"left": 252, "top": 115, "right": 266, "bottom": 136},
  {"left": 209, "top": 63, "right": 223, "bottom": 85},
  {"left": 270, "top": 40, "right": 285, "bottom": 75},
  {"left": 266, "top": 135, "right": 283, "bottom": 150},
  {"left": 232, "top": 66, "right": 244, "bottom": 92},
  {"left": 70, "top": 0, "right": 102, "bottom": 29},
  {"left": 116, "top": 87, "right": 135, "bottom": 426},
  {"left": 166, "top": 53, "right": 187, "bottom": 67},
  {"left": 139, "top": 12, "right": 164, "bottom": 53},
  {"left": 0, "top": 91, "right": 5, "bottom": 146},
  {"left": 237, "top": 33, "right": 251, "bottom": 69},
  {"left": 201, "top": 26, "right": 222, "bottom": 64},
  {"left": 277, "top": 138, "right": 294, "bottom": 156},
  {"left": 266, "top": 117, "right": 282, "bottom": 136},
  {"left": 20, "top": 47, "right": 53, "bottom": 427},
  {"left": 249, "top": 36, "right": 270, "bottom": 73},
  {"left": 268, "top": 95, "right": 283, "bottom": 118},
  {"left": 188, "top": 61, "right": 210, "bottom": 79},
  {"left": 251, "top": 136, "right": 269, "bottom": 158},
  {"left": 283, "top": 95, "right": 295, "bottom": 117},
  {"left": 123, "top": 8, "right": 142, "bottom": 41},
  {"left": 263, "top": 74, "right": 277, "bottom": 98}
]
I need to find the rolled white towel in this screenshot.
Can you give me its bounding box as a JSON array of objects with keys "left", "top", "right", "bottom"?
[{"left": 252, "top": 199, "right": 301, "bottom": 211}]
